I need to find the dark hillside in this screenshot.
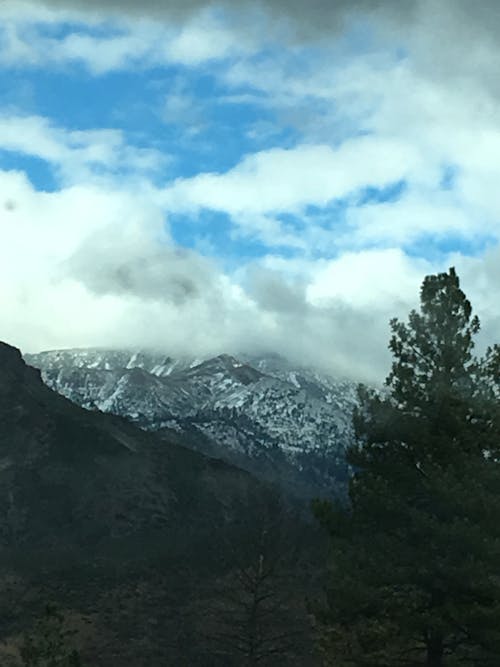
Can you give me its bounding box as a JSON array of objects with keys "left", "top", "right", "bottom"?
[{"left": 0, "top": 342, "right": 320, "bottom": 666}]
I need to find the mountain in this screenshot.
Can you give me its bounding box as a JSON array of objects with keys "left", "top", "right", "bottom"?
[
  {"left": 0, "top": 342, "right": 262, "bottom": 551},
  {"left": 0, "top": 342, "right": 320, "bottom": 666},
  {"left": 26, "top": 348, "right": 358, "bottom": 495}
]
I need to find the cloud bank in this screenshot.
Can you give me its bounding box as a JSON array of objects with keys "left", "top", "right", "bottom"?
[
  {"left": 0, "top": 1, "right": 500, "bottom": 382},
  {"left": 1, "top": 162, "right": 495, "bottom": 383}
]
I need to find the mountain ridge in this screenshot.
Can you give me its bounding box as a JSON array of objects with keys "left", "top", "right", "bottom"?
[{"left": 26, "top": 347, "right": 358, "bottom": 496}]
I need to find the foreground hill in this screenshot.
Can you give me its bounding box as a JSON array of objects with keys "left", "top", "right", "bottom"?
[
  {"left": 0, "top": 342, "right": 262, "bottom": 551},
  {"left": 26, "top": 348, "right": 357, "bottom": 495},
  {"left": 0, "top": 342, "right": 319, "bottom": 666}
]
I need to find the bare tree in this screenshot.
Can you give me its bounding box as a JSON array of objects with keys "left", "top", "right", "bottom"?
[{"left": 200, "top": 492, "right": 316, "bottom": 666}]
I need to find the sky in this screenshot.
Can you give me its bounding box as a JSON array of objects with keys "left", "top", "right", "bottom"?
[{"left": 2, "top": 0, "right": 500, "bottom": 381}]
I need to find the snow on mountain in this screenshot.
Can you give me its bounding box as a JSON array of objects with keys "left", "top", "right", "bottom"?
[{"left": 25, "top": 348, "right": 359, "bottom": 495}]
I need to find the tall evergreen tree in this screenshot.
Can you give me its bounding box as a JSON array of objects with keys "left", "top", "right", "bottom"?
[{"left": 314, "top": 268, "right": 500, "bottom": 666}]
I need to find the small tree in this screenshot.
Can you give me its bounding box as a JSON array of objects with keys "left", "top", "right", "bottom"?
[
  {"left": 208, "top": 548, "right": 294, "bottom": 665},
  {"left": 203, "top": 493, "right": 313, "bottom": 666},
  {"left": 314, "top": 268, "right": 500, "bottom": 666}
]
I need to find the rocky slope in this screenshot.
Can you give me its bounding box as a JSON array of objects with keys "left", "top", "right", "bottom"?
[{"left": 26, "top": 348, "right": 358, "bottom": 495}]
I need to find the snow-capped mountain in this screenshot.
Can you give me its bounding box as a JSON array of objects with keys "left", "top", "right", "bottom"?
[{"left": 25, "top": 348, "right": 359, "bottom": 496}]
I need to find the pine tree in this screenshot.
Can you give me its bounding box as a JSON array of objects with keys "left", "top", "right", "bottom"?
[{"left": 314, "top": 268, "right": 500, "bottom": 666}]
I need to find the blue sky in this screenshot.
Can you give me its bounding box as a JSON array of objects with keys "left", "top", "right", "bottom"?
[{"left": 1, "top": 0, "right": 500, "bottom": 380}]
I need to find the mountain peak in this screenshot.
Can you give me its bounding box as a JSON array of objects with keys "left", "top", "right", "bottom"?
[
  {"left": 0, "top": 341, "right": 23, "bottom": 365},
  {"left": 0, "top": 341, "right": 38, "bottom": 389},
  {"left": 187, "top": 353, "right": 264, "bottom": 385}
]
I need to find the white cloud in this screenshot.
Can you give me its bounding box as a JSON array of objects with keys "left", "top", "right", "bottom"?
[
  {"left": 0, "top": 114, "right": 166, "bottom": 185},
  {"left": 306, "top": 248, "right": 433, "bottom": 309},
  {"left": 341, "top": 190, "right": 484, "bottom": 248},
  {"left": 207, "top": 48, "right": 500, "bottom": 253},
  {"left": 162, "top": 139, "right": 424, "bottom": 243},
  {"left": 166, "top": 13, "right": 253, "bottom": 65},
  {"left": 0, "top": 170, "right": 232, "bottom": 351},
  {"left": 161, "top": 77, "right": 208, "bottom": 136},
  {"left": 0, "top": 7, "right": 256, "bottom": 74}
]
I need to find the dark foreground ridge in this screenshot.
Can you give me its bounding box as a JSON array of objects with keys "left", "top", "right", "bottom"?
[{"left": 0, "top": 341, "right": 260, "bottom": 549}]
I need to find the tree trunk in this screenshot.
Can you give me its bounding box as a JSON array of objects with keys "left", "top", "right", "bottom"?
[{"left": 426, "top": 634, "right": 444, "bottom": 667}]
